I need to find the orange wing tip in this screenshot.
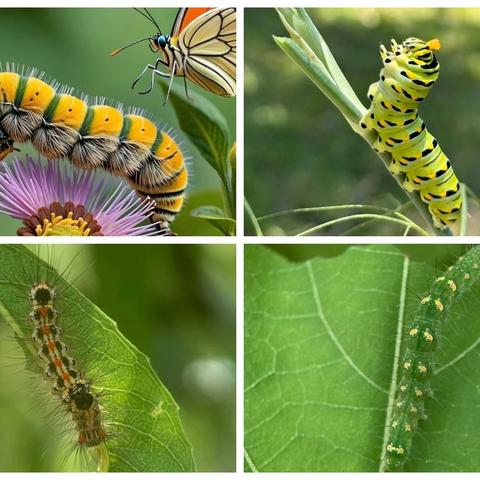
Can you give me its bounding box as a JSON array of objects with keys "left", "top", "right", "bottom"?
[
  {"left": 110, "top": 48, "right": 122, "bottom": 56},
  {"left": 427, "top": 38, "right": 441, "bottom": 51}
]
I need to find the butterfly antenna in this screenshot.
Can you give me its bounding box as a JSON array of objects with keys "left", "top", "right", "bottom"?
[
  {"left": 111, "top": 37, "right": 151, "bottom": 56},
  {"left": 134, "top": 7, "right": 162, "bottom": 33}
]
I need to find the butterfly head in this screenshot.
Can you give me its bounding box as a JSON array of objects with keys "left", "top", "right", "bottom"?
[{"left": 150, "top": 33, "right": 171, "bottom": 52}]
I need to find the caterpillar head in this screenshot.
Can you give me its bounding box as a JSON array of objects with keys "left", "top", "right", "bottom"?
[
  {"left": 68, "top": 379, "right": 95, "bottom": 410},
  {"left": 0, "top": 127, "right": 19, "bottom": 161},
  {"left": 30, "top": 282, "right": 56, "bottom": 306},
  {"left": 402, "top": 37, "right": 441, "bottom": 60}
]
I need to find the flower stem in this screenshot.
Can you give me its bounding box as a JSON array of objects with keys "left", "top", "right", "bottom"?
[{"left": 244, "top": 198, "right": 264, "bottom": 236}]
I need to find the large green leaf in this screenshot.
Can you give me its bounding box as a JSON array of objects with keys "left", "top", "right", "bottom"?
[
  {"left": 163, "top": 81, "right": 235, "bottom": 222},
  {"left": 245, "top": 245, "right": 480, "bottom": 472},
  {"left": 0, "top": 245, "right": 195, "bottom": 472},
  {"left": 191, "top": 206, "right": 236, "bottom": 236},
  {"left": 163, "top": 82, "right": 230, "bottom": 180}
]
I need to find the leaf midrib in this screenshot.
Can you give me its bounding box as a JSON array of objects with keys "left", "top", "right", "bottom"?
[{"left": 379, "top": 254, "right": 411, "bottom": 472}]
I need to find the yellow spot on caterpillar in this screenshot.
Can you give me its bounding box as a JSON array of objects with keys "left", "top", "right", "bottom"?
[
  {"left": 448, "top": 280, "right": 456, "bottom": 292},
  {"left": 396, "top": 401, "right": 404, "bottom": 408},
  {"left": 410, "top": 405, "right": 418, "bottom": 413},
  {"left": 423, "top": 331, "right": 434, "bottom": 342},
  {"left": 426, "top": 38, "right": 441, "bottom": 51},
  {"left": 409, "top": 328, "right": 419, "bottom": 337},
  {"left": 386, "top": 443, "right": 405, "bottom": 455},
  {"left": 434, "top": 299, "right": 444, "bottom": 311},
  {"left": 474, "top": 263, "right": 479, "bottom": 269},
  {"left": 465, "top": 273, "right": 471, "bottom": 280},
  {"left": 392, "top": 420, "right": 399, "bottom": 428},
  {"left": 404, "top": 361, "right": 411, "bottom": 370},
  {"left": 415, "top": 388, "right": 423, "bottom": 397},
  {"left": 421, "top": 296, "right": 431, "bottom": 304},
  {"left": 404, "top": 424, "right": 412, "bottom": 432},
  {"left": 448, "top": 266, "right": 454, "bottom": 272},
  {"left": 435, "top": 276, "right": 446, "bottom": 282},
  {"left": 400, "top": 385, "right": 407, "bottom": 392},
  {"left": 418, "top": 364, "right": 428, "bottom": 374}
]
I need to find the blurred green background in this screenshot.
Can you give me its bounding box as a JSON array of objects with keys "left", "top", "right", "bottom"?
[
  {"left": 0, "top": 244, "right": 236, "bottom": 471},
  {"left": 264, "top": 243, "right": 468, "bottom": 266},
  {"left": 245, "top": 8, "right": 480, "bottom": 235},
  {"left": 0, "top": 8, "right": 236, "bottom": 236}
]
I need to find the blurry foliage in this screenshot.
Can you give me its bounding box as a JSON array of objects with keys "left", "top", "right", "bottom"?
[
  {"left": 0, "top": 8, "right": 236, "bottom": 236},
  {"left": 245, "top": 8, "right": 480, "bottom": 235},
  {"left": 267, "top": 243, "right": 466, "bottom": 265},
  {"left": 0, "top": 244, "right": 235, "bottom": 472}
]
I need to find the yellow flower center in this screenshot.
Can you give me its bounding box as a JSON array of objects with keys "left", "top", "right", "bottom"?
[{"left": 35, "top": 211, "right": 91, "bottom": 236}]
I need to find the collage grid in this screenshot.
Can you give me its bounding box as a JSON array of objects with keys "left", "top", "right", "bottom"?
[{"left": 0, "top": 1, "right": 479, "bottom": 478}]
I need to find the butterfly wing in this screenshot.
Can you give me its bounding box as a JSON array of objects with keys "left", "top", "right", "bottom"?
[
  {"left": 176, "top": 8, "right": 236, "bottom": 97},
  {"left": 171, "top": 8, "right": 213, "bottom": 38}
]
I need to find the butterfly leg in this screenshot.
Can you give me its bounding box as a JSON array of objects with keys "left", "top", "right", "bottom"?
[
  {"left": 163, "top": 61, "right": 177, "bottom": 106},
  {"left": 183, "top": 75, "right": 192, "bottom": 101},
  {"left": 132, "top": 58, "right": 170, "bottom": 94}
]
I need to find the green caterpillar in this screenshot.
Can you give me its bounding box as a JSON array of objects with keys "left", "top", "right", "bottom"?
[
  {"left": 382, "top": 246, "right": 480, "bottom": 471},
  {"left": 360, "top": 37, "right": 462, "bottom": 230}
]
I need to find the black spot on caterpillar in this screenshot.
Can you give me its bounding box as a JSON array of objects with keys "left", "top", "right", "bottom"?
[
  {"left": 381, "top": 246, "right": 480, "bottom": 471},
  {"left": 360, "top": 38, "right": 462, "bottom": 230},
  {"left": 0, "top": 63, "right": 188, "bottom": 235}
]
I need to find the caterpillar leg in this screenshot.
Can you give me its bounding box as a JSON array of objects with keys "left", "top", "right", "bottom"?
[
  {"left": 423, "top": 183, "right": 462, "bottom": 229},
  {"left": 0, "top": 127, "right": 19, "bottom": 160}
]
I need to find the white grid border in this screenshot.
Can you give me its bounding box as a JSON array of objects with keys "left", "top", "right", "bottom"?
[{"left": 2, "top": 2, "right": 480, "bottom": 479}]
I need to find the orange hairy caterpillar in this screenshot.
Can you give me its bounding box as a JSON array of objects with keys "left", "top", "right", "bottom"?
[
  {"left": 29, "top": 282, "right": 107, "bottom": 449},
  {"left": 0, "top": 63, "right": 188, "bottom": 235}
]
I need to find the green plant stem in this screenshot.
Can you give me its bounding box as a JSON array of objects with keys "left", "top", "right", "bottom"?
[
  {"left": 340, "top": 202, "right": 413, "bottom": 235},
  {"left": 257, "top": 204, "right": 414, "bottom": 224},
  {"left": 273, "top": 35, "right": 362, "bottom": 133},
  {"left": 244, "top": 198, "right": 264, "bottom": 236},
  {"left": 296, "top": 213, "right": 430, "bottom": 236},
  {"left": 460, "top": 184, "right": 468, "bottom": 236},
  {"left": 220, "top": 170, "right": 235, "bottom": 220}
]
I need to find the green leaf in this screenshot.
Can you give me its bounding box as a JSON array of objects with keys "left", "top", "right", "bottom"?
[
  {"left": 163, "top": 81, "right": 230, "bottom": 181},
  {"left": 277, "top": 8, "right": 364, "bottom": 112},
  {"left": 229, "top": 143, "right": 237, "bottom": 206},
  {"left": 273, "top": 35, "right": 364, "bottom": 133},
  {"left": 191, "top": 206, "right": 236, "bottom": 236},
  {"left": 245, "top": 245, "right": 480, "bottom": 472},
  {"left": 0, "top": 245, "right": 195, "bottom": 472}
]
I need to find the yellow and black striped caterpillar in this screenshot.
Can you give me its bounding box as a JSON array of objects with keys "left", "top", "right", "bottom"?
[
  {"left": 360, "top": 38, "right": 462, "bottom": 230},
  {"left": 0, "top": 63, "right": 188, "bottom": 234}
]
